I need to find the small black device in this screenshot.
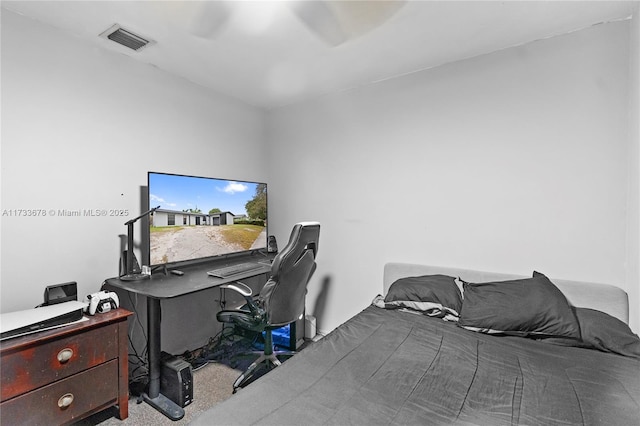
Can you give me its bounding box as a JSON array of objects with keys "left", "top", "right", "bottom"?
[
  {"left": 160, "top": 352, "right": 193, "bottom": 408},
  {"left": 44, "top": 282, "right": 77, "bottom": 306}
]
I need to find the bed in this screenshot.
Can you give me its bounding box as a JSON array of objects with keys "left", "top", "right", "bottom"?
[{"left": 191, "top": 263, "right": 640, "bottom": 425}]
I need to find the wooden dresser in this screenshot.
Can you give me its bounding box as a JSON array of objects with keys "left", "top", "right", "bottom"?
[{"left": 0, "top": 308, "right": 132, "bottom": 425}]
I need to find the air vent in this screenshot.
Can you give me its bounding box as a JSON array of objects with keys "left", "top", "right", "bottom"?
[{"left": 99, "top": 24, "right": 154, "bottom": 51}]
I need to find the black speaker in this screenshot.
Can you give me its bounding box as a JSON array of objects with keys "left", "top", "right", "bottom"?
[
  {"left": 267, "top": 235, "right": 278, "bottom": 253},
  {"left": 119, "top": 249, "right": 141, "bottom": 276},
  {"left": 160, "top": 352, "right": 193, "bottom": 408}
]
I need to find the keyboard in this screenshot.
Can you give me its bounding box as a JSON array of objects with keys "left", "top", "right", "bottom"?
[{"left": 207, "top": 262, "right": 265, "bottom": 278}]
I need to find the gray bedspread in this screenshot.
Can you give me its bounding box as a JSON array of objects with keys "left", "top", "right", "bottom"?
[{"left": 191, "top": 305, "right": 640, "bottom": 425}]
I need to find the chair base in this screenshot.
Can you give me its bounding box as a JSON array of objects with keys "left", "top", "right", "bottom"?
[{"left": 232, "top": 350, "right": 294, "bottom": 392}]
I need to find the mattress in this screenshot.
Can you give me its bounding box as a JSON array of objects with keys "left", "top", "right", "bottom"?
[{"left": 191, "top": 305, "right": 640, "bottom": 425}]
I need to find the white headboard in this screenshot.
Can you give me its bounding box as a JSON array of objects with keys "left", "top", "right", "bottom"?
[{"left": 383, "top": 263, "right": 629, "bottom": 325}]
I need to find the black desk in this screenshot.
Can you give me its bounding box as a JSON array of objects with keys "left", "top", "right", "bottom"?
[{"left": 104, "top": 255, "right": 273, "bottom": 420}]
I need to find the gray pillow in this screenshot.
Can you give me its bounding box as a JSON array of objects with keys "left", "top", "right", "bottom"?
[
  {"left": 457, "top": 272, "right": 580, "bottom": 338},
  {"left": 385, "top": 274, "right": 462, "bottom": 315}
]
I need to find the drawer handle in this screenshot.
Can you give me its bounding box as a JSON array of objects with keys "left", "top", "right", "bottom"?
[
  {"left": 58, "top": 393, "right": 74, "bottom": 408},
  {"left": 57, "top": 348, "right": 74, "bottom": 363}
]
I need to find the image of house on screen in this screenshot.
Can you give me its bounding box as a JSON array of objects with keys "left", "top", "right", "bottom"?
[{"left": 152, "top": 209, "right": 235, "bottom": 227}]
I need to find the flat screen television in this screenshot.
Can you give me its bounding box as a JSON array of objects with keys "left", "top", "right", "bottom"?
[{"left": 147, "top": 172, "right": 267, "bottom": 267}]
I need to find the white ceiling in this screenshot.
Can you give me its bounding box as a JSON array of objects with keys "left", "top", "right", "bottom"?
[{"left": 2, "top": 1, "right": 636, "bottom": 109}]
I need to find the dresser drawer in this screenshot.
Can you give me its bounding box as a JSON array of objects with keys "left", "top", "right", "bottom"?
[
  {"left": 1, "top": 360, "right": 118, "bottom": 425},
  {"left": 1, "top": 322, "right": 118, "bottom": 401}
]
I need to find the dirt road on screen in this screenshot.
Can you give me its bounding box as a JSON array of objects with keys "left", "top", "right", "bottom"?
[{"left": 150, "top": 226, "right": 263, "bottom": 264}]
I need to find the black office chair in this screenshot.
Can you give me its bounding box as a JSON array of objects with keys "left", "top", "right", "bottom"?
[{"left": 217, "top": 221, "right": 320, "bottom": 392}]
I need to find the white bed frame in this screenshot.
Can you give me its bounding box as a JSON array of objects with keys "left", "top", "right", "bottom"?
[{"left": 383, "top": 263, "right": 630, "bottom": 325}]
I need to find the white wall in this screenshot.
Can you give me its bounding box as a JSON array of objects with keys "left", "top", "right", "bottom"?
[
  {"left": 1, "top": 9, "right": 267, "bottom": 322},
  {"left": 267, "top": 19, "right": 637, "bottom": 333}
]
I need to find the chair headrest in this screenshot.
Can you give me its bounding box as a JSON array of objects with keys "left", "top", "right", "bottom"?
[{"left": 271, "top": 222, "right": 320, "bottom": 278}]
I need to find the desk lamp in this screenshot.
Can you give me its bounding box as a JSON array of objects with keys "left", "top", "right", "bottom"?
[{"left": 120, "top": 205, "right": 160, "bottom": 281}]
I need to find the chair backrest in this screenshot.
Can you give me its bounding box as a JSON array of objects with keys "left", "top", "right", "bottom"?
[{"left": 259, "top": 222, "right": 320, "bottom": 327}]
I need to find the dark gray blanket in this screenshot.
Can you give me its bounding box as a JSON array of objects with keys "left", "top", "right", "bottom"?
[{"left": 191, "top": 306, "right": 640, "bottom": 425}]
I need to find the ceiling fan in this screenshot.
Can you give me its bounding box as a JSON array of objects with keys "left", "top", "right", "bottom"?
[{"left": 184, "top": 0, "right": 407, "bottom": 46}]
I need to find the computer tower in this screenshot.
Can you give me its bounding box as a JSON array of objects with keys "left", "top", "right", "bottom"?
[
  {"left": 270, "top": 314, "right": 306, "bottom": 350},
  {"left": 160, "top": 352, "right": 193, "bottom": 408}
]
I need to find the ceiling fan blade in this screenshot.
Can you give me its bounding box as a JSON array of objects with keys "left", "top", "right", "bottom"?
[
  {"left": 289, "top": 1, "right": 348, "bottom": 46},
  {"left": 289, "top": 0, "right": 406, "bottom": 46}
]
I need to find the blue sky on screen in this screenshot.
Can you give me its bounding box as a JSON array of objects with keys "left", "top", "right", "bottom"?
[{"left": 149, "top": 173, "right": 260, "bottom": 216}]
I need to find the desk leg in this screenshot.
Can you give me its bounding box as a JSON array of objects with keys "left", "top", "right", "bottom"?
[{"left": 141, "top": 297, "right": 185, "bottom": 421}]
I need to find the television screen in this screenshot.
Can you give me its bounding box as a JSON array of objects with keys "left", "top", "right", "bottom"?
[{"left": 147, "top": 172, "right": 267, "bottom": 266}]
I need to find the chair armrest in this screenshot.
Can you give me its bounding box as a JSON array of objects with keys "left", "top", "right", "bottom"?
[
  {"left": 221, "top": 282, "right": 264, "bottom": 319},
  {"left": 220, "top": 281, "right": 253, "bottom": 297}
]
